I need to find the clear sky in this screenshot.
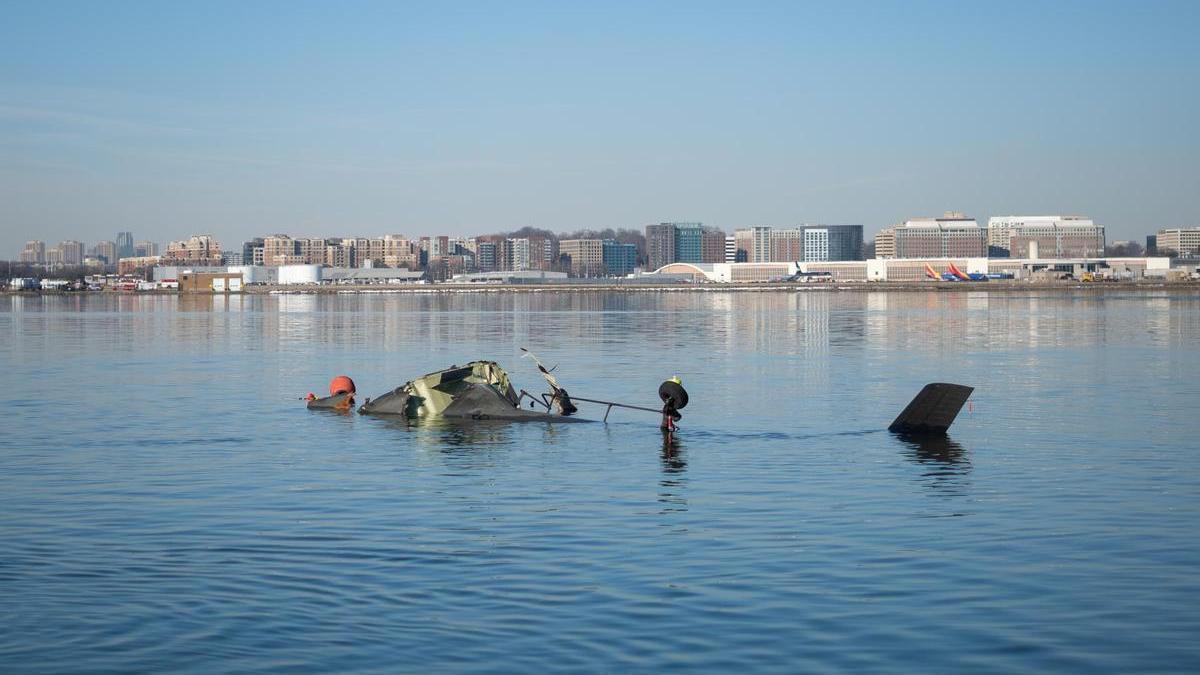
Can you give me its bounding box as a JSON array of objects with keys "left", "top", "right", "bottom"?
[{"left": 2, "top": 0, "right": 1197, "bottom": 254}]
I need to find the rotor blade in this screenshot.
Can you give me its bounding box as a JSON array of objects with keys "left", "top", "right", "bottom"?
[{"left": 520, "top": 347, "right": 565, "bottom": 392}]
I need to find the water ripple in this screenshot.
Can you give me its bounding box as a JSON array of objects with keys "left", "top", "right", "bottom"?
[{"left": 2, "top": 291, "right": 1199, "bottom": 673}]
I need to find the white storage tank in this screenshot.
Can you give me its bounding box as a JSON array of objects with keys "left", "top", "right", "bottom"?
[
  {"left": 228, "top": 265, "right": 268, "bottom": 284},
  {"left": 278, "top": 264, "right": 322, "bottom": 285}
]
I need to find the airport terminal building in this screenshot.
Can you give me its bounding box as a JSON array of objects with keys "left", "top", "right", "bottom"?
[{"left": 654, "top": 257, "right": 1171, "bottom": 283}]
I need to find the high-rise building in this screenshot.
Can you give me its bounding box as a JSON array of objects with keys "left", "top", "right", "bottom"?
[
  {"left": 987, "top": 216, "right": 1102, "bottom": 258},
  {"left": 352, "top": 238, "right": 384, "bottom": 267},
  {"left": 261, "top": 235, "right": 295, "bottom": 265},
  {"left": 732, "top": 229, "right": 756, "bottom": 263},
  {"left": 256, "top": 235, "right": 325, "bottom": 265},
  {"left": 672, "top": 223, "right": 704, "bottom": 263},
  {"left": 162, "top": 235, "right": 223, "bottom": 265},
  {"left": 804, "top": 228, "right": 830, "bottom": 262},
  {"left": 297, "top": 238, "right": 327, "bottom": 264},
  {"left": 645, "top": 224, "right": 676, "bottom": 271},
  {"left": 751, "top": 227, "right": 772, "bottom": 262},
  {"left": 644, "top": 222, "right": 719, "bottom": 268},
  {"left": 351, "top": 238, "right": 375, "bottom": 267},
  {"left": 986, "top": 218, "right": 1016, "bottom": 256},
  {"left": 134, "top": 241, "right": 159, "bottom": 257},
  {"left": 823, "top": 225, "right": 864, "bottom": 261},
  {"left": 602, "top": 240, "right": 638, "bottom": 276},
  {"left": 93, "top": 240, "right": 117, "bottom": 264},
  {"left": 456, "top": 237, "right": 479, "bottom": 256},
  {"left": 740, "top": 225, "right": 864, "bottom": 262},
  {"left": 874, "top": 229, "right": 895, "bottom": 259},
  {"left": 527, "top": 236, "right": 558, "bottom": 271},
  {"left": 116, "top": 232, "right": 135, "bottom": 260},
  {"left": 324, "top": 240, "right": 355, "bottom": 268},
  {"left": 1146, "top": 235, "right": 1158, "bottom": 255},
  {"left": 19, "top": 241, "right": 46, "bottom": 264},
  {"left": 1154, "top": 227, "right": 1200, "bottom": 256},
  {"left": 45, "top": 248, "right": 64, "bottom": 265},
  {"left": 240, "top": 238, "right": 264, "bottom": 265},
  {"left": 560, "top": 239, "right": 605, "bottom": 276},
  {"left": 725, "top": 235, "right": 737, "bottom": 263},
  {"left": 477, "top": 241, "right": 498, "bottom": 272},
  {"left": 766, "top": 228, "right": 802, "bottom": 261},
  {"left": 382, "top": 235, "right": 417, "bottom": 268},
  {"left": 502, "top": 238, "right": 531, "bottom": 270},
  {"left": 58, "top": 240, "right": 85, "bottom": 265},
  {"left": 452, "top": 242, "right": 476, "bottom": 271},
  {"left": 701, "top": 228, "right": 726, "bottom": 263},
  {"left": 875, "top": 213, "right": 985, "bottom": 258}
]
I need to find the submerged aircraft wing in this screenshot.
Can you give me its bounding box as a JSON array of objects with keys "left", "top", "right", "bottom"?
[{"left": 888, "top": 383, "right": 974, "bottom": 435}]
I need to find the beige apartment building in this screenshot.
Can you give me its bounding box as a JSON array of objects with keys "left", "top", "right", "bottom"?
[
  {"left": 559, "top": 239, "right": 605, "bottom": 276},
  {"left": 162, "top": 235, "right": 224, "bottom": 266}
]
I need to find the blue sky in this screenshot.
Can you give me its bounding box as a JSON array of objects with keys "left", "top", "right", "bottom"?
[{"left": 2, "top": 0, "right": 1197, "bottom": 253}]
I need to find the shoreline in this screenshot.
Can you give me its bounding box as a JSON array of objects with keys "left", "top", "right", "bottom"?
[
  {"left": 250, "top": 280, "right": 1200, "bottom": 294},
  {"left": 6, "top": 280, "right": 1200, "bottom": 296}
]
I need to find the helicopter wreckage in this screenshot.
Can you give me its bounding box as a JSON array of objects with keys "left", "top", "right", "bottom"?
[{"left": 306, "top": 349, "right": 970, "bottom": 435}]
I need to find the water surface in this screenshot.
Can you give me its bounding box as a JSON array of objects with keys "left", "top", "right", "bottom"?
[{"left": 2, "top": 290, "right": 1198, "bottom": 673}]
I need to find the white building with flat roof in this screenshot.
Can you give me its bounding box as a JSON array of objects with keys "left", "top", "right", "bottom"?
[
  {"left": 987, "top": 216, "right": 1097, "bottom": 256},
  {"left": 876, "top": 213, "right": 985, "bottom": 259},
  {"left": 1155, "top": 227, "right": 1200, "bottom": 256},
  {"left": 653, "top": 257, "right": 1170, "bottom": 283}
]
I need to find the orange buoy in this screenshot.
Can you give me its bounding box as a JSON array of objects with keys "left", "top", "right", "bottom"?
[{"left": 329, "top": 375, "right": 356, "bottom": 397}]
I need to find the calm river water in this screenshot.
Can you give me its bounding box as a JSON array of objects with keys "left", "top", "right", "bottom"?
[{"left": 2, "top": 290, "right": 1199, "bottom": 673}]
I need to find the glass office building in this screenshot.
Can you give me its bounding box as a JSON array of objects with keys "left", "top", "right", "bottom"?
[
  {"left": 602, "top": 240, "right": 638, "bottom": 276},
  {"left": 672, "top": 222, "right": 705, "bottom": 263}
]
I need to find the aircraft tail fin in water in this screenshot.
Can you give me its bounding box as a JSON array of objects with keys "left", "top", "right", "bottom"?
[{"left": 888, "top": 383, "right": 974, "bottom": 435}]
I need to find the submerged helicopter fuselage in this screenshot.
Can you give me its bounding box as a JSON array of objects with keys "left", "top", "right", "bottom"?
[
  {"left": 306, "top": 351, "right": 970, "bottom": 435},
  {"left": 357, "top": 360, "right": 587, "bottom": 422}
]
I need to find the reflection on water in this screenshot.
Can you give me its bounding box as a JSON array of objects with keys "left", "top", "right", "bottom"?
[
  {"left": 377, "top": 416, "right": 523, "bottom": 449},
  {"left": 2, "top": 290, "right": 1199, "bottom": 674},
  {"left": 659, "top": 432, "right": 688, "bottom": 516},
  {"left": 661, "top": 431, "right": 686, "bottom": 474},
  {"left": 14, "top": 289, "right": 1197, "bottom": 359},
  {"left": 896, "top": 433, "right": 972, "bottom": 496}
]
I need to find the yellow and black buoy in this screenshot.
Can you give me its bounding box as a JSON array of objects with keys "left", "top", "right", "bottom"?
[{"left": 658, "top": 376, "right": 688, "bottom": 431}]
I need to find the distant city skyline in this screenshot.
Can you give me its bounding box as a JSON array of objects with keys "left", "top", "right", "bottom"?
[
  {"left": 3, "top": 1, "right": 1198, "bottom": 254},
  {"left": 16, "top": 218, "right": 1200, "bottom": 263}
]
